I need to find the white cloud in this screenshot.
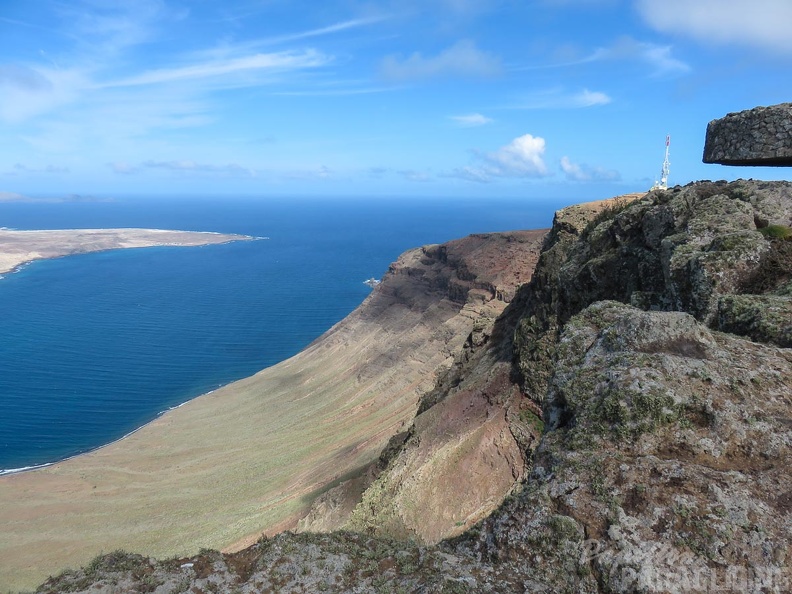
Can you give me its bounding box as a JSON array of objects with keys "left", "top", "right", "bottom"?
[
  {"left": 560, "top": 156, "right": 620, "bottom": 182},
  {"left": 449, "top": 134, "right": 550, "bottom": 182},
  {"left": 449, "top": 113, "right": 493, "bottom": 127},
  {"left": 635, "top": 0, "right": 792, "bottom": 53},
  {"left": 574, "top": 89, "right": 611, "bottom": 107},
  {"left": 381, "top": 40, "right": 502, "bottom": 81},
  {"left": 511, "top": 88, "right": 611, "bottom": 109},
  {"left": 640, "top": 45, "right": 690, "bottom": 76},
  {"left": 483, "top": 134, "right": 549, "bottom": 177}
]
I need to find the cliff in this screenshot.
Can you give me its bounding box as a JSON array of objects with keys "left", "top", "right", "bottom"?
[
  {"left": 36, "top": 180, "right": 792, "bottom": 593},
  {"left": 0, "top": 229, "right": 545, "bottom": 592}
]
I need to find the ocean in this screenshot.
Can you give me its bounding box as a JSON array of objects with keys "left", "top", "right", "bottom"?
[{"left": 0, "top": 195, "right": 566, "bottom": 473}]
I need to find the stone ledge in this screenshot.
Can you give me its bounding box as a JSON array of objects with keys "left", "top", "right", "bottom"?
[{"left": 703, "top": 103, "right": 792, "bottom": 166}]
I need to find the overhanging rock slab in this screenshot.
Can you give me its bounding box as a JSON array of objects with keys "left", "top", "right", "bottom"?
[{"left": 703, "top": 103, "right": 792, "bottom": 166}]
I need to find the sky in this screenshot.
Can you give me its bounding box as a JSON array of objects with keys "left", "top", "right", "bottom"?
[{"left": 1, "top": 0, "right": 791, "bottom": 199}]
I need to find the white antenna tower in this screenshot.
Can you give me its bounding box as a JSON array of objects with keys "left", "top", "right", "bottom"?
[{"left": 652, "top": 135, "right": 671, "bottom": 190}]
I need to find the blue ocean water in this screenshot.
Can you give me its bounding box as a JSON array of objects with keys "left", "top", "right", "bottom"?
[{"left": 0, "top": 195, "right": 566, "bottom": 472}]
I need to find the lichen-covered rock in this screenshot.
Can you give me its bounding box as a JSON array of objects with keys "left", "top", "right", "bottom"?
[
  {"left": 718, "top": 294, "right": 792, "bottom": 347},
  {"left": 514, "top": 180, "right": 792, "bottom": 399},
  {"left": 703, "top": 103, "right": 792, "bottom": 165},
  {"left": 458, "top": 301, "right": 792, "bottom": 593}
]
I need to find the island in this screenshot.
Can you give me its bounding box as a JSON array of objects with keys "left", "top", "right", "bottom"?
[{"left": 0, "top": 228, "right": 255, "bottom": 276}]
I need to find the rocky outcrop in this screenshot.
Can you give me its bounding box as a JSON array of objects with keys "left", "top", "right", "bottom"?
[
  {"left": 450, "top": 299, "right": 792, "bottom": 592},
  {"left": 703, "top": 103, "right": 792, "bottom": 165},
  {"left": 36, "top": 182, "right": 792, "bottom": 594}
]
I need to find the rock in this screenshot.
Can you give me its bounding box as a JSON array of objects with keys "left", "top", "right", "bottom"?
[
  {"left": 460, "top": 301, "right": 792, "bottom": 593},
  {"left": 703, "top": 103, "right": 792, "bottom": 165},
  {"left": 717, "top": 294, "right": 792, "bottom": 347}
]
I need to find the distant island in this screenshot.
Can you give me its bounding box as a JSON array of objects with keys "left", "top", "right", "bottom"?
[{"left": 0, "top": 228, "right": 255, "bottom": 276}]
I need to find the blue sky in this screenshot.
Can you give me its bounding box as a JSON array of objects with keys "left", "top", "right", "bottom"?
[{"left": 1, "top": 0, "right": 791, "bottom": 199}]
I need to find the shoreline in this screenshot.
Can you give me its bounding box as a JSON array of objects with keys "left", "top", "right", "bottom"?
[
  {"left": 0, "top": 227, "right": 547, "bottom": 592},
  {"left": 0, "top": 227, "right": 259, "bottom": 276},
  {"left": 0, "top": 227, "right": 259, "bottom": 474},
  {"left": 0, "top": 393, "right": 211, "bottom": 477}
]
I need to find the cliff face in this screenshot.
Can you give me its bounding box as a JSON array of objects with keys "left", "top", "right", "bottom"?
[
  {"left": 294, "top": 232, "right": 545, "bottom": 545},
  {"left": 37, "top": 182, "right": 792, "bottom": 594}
]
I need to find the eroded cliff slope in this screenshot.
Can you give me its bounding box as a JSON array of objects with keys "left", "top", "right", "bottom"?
[{"left": 37, "top": 181, "right": 792, "bottom": 594}]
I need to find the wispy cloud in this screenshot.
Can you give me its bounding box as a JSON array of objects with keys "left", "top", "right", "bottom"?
[
  {"left": 513, "top": 38, "right": 689, "bottom": 77},
  {"left": 108, "top": 161, "right": 139, "bottom": 174},
  {"left": 399, "top": 169, "right": 433, "bottom": 182},
  {"left": 594, "top": 37, "right": 690, "bottom": 76},
  {"left": 635, "top": 0, "right": 792, "bottom": 54},
  {"left": 282, "top": 165, "right": 334, "bottom": 181},
  {"left": 0, "top": 65, "right": 88, "bottom": 123},
  {"left": 560, "top": 156, "right": 620, "bottom": 181},
  {"left": 188, "top": 16, "right": 389, "bottom": 61},
  {"left": 60, "top": 0, "right": 175, "bottom": 55},
  {"left": 11, "top": 163, "right": 70, "bottom": 174},
  {"left": 141, "top": 160, "right": 255, "bottom": 176},
  {"left": 270, "top": 86, "right": 391, "bottom": 97},
  {"left": 102, "top": 50, "right": 331, "bottom": 88},
  {"left": 367, "top": 167, "right": 389, "bottom": 178},
  {"left": 445, "top": 166, "right": 492, "bottom": 183},
  {"left": 510, "top": 88, "right": 611, "bottom": 110},
  {"left": 0, "top": 191, "right": 29, "bottom": 202},
  {"left": 260, "top": 16, "right": 391, "bottom": 46},
  {"left": 381, "top": 40, "right": 502, "bottom": 81},
  {"left": 449, "top": 113, "right": 493, "bottom": 127}
]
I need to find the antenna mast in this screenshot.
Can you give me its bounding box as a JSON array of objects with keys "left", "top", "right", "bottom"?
[{"left": 652, "top": 135, "right": 671, "bottom": 190}]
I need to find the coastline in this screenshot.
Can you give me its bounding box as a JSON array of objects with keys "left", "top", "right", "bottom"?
[
  {"left": 0, "top": 227, "right": 257, "bottom": 276},
  {"left": 0, "top": 228, "right": 547, "bottom": 592},
  {"left": 0, "top": 394, "right": 206, "bottom": 477}
]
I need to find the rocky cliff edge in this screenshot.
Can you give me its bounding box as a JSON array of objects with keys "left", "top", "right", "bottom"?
[{"left": 36, "top": 181, "right": 792, "bottom": 594}]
